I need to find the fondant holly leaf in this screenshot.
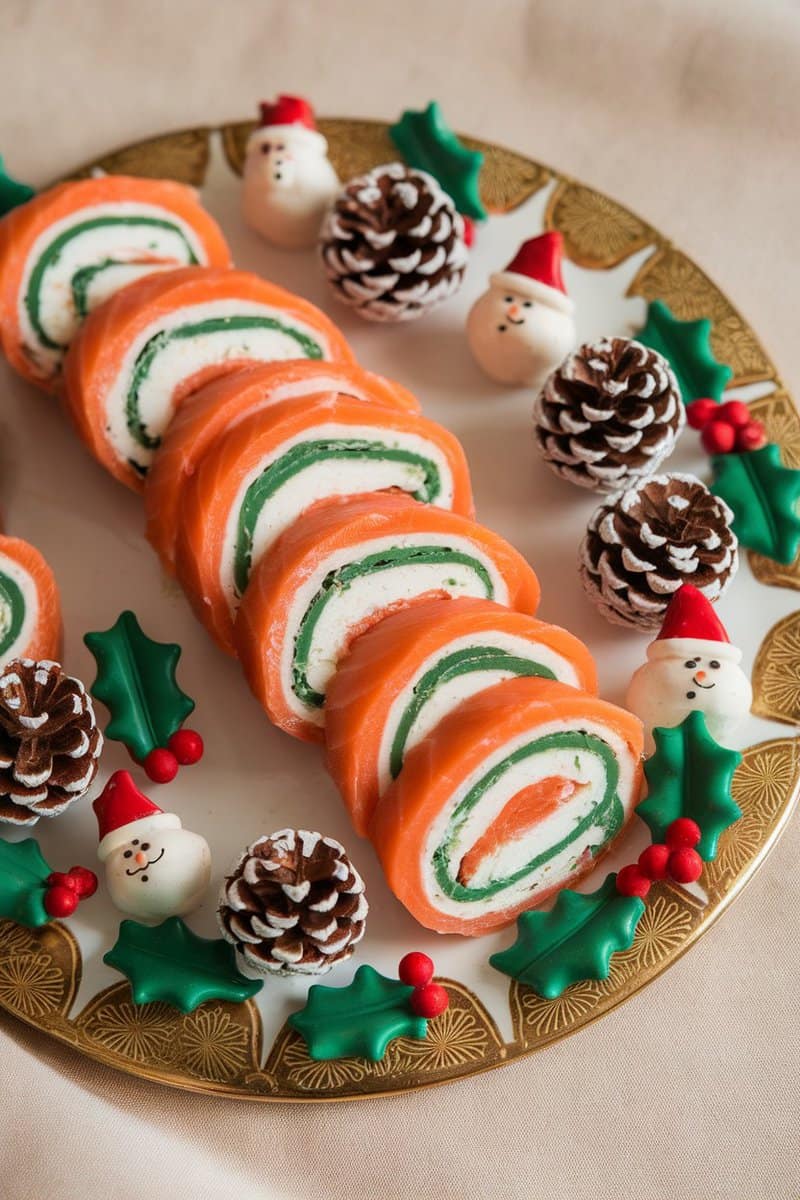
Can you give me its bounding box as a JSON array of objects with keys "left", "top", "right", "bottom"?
[
  {"left": 84, "top": 611, "right": 195, "bottom": 760},
  {"left": 489, "top": 875, "right": 644, "bottom": 999},
  {"left": 104, "top": 916, "right": 262, "bottom": 1013},
  {"left": 390, "top": 101, "right": 487, "bottom": 220},
  {"left": 711, "top": 443, "right": 800, "bottom": 565},
  {"left": 637, "top": 299, "right": 732, "bottom": 404},
  {"left": 0, "top": 156, "right": 34, "bottom": 217},
  {"left": 0, "top": 838, "right": 52, "bottom": 927},
  {"left": 637, "top": 710, "right": 742, "bottom": 861},
  {"left": 288, "top": 964, "right": 427, "bottom": 1061}
]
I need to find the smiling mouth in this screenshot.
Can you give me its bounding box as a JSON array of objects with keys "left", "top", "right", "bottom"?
[
  {"left": 505, "top": 316, "right": 525, "bottom": 325},
  {"left": 692, "top": 676, "right": 715, "bottom": 690},
  {"left": 125, "top": 848, "right": 165, "bottom": 877}
]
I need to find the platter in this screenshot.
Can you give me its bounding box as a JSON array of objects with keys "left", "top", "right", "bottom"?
[{"left": 0, "top": 116, "right": 797, "bottom": 1102}]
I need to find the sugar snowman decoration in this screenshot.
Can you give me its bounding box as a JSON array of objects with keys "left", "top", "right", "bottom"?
[
  {"left": 466, "top": 231, "right": 576, "bottom": 387},
  {"left": 242, "top": 94, "right": 339, "bottom": 250},
  {"left": 626, "top": 584, "right": 752, "bottom": 748},
  {"left": 93, "top": 770, "right": 211, "bottom": 921}
]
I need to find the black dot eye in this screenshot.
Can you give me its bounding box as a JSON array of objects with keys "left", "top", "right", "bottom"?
[
  {"left": 504, "top": 296, "right": 513, "bottom": 303},
  {"left": 498, "top": 324, "right": 507, "bottom": 332},
  {"left": 710, "top": 660, "right": 720, "bottom": 669},
  {"left": 276, "top": 142, "right": 285, "bottom": 150},
  {"left": 523, "top": 300, "right": 532, "bottom": 308},
  {"left": 686, "top": 691, "right": 696, "bottom": 699},
  {"left": 123, "top": 850, "right": 133, "bottom": 859},
  {"left": 684, "top": 660, "right": 697, "bottom": 669},
  {"left": 261, "top": 142, "right": 271, "bottom": 154},
  {"left": 141, "top": 843, "right": 150, "bottom": 851},
  {"left": 132, "top": 839, "right": 139, "bottom": 846}
]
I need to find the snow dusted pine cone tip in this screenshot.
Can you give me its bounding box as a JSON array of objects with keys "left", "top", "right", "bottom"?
[
  {"left": 320, "top": 162, "right": 468, "bottom": 322},
  {"left": 0, "top": 658, "right": 102, "bottom": 825},
  {"left": 579, "top": 473, "right": 738, "bottom": 629},
  {"left": 534, "top": 337, "right": 685, "bottom": 492},
  {"left": 217, "top": 829, "right": 368, "bottom": 976}
]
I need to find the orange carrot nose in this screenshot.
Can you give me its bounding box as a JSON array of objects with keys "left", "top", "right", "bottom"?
[
  {"left": 695, "top": 670, "right": 706, "bottom": 681},
  {"left": 508, "top": 305, "right": 520, "bottom": 318},
  {"left": 135, "top": 851, "right": 148, "bottom": 867}
]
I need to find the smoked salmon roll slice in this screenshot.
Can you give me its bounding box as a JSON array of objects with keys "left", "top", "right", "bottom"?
[
  {"left": 175, "top": 396, "right": 474, "bottom": 654},
  {"left": 234, "top": 492, "right": 540, "bottom": 743},
  {"left": 144, "top": 359, "right": 420, "bottom": 575},
  {"left": 62, "top": 266, "right": 355, "bottom": 491},
  {"left": 326, "top": 597, "right": 597, "bottom": 835},
  {"left": 0, "top": 533, "right": 62, "bottom": 669},
  {"left": 0, "top": 176, "right": 230, "bottom": 392},
  {"left": 369, "top": 676, "right": 644, "bottom": 936}
]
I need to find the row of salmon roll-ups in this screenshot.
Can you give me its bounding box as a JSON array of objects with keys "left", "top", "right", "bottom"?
[{"left": 0, "top": 174, "right": 644, "bottom": 936}]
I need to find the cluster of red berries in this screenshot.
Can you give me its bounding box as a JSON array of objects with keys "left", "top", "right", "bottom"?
[
  {"left": 44, "top": 865, "right": 98, "bottom": 918},
  {"left": 398, "top": 952, "right": 450, "bottom": 1019},
  {"left": 616, "top": 818, "right": 703, "bottom": 900},
  {"left": 687, "top": 398, "right": 767, "bottom": 456},
  {"left": 141, "top": 728, "right": 204, "bottom": 784}
]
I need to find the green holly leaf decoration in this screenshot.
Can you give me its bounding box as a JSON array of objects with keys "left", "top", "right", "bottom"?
[
  {"left": 489, "top": 875, "right": 644, "bottom": 999},
  {"left": 637, "top": 710, "right": 742, "bottom": 861},
  {"left": 390, "top": 101, "right": 487, "bottom": 220},
  {"left": 0, "top": 838, "right": 52, "bottom": 927},
  {"left": 288, "top": 964, "right": 428, "bottom": 1061},
  {"left": 0, "top": 156, "right": 34, "bottom": 217},
  {"left": 84, "top": 611, "right": 195, "bottom": 760},
  {"left": 711, "top": 443, "right": 800, "bottom": 565},
  {"left": 104, "top": 916, "right": 262, "bottom": 1013},
  {"left": 637, "top": 299, "right": 732, "bottom": 404}
]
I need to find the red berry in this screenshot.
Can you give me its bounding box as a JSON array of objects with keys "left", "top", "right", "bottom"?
[
  {"left": 143, "top": 747, "right": 179, "bottom": 784},
  {"left": 735, "top": 420, "right": 767, "bottom": 453},
  {"left": 67, "top": 866, "right": 98, "bottom": 899},
  {"left": 462, "top": 216, "right": 475, "bottom": 248},
  {"left": 410, "top": 982, "right": 450, "bottom": 1019},
  {"left": 398, "top": 951, "right": 434, "bottom": 988},
  {"left": 46, "top": 871, "right": 77, "bottom": 891},
  {"left": 616, "top": 865, "right": 651, "bottom": 899},
  {"left": 686, "top": 398, "right": 718, "bottom": 430},
  {"left": 668, "top": 847, "right": 703, "bottom": 884},
  {"left": 719, "top": 400, "right": 751, "bottom": 429},
  {"left": 666, "top": 817, "right": 702, "bottom": 850},
  {"left": 168, "top": 728, "right": 204, "bottom": 766},
  {"left": 701, "top": 419, "right": 736, "bottom": 455},
  {"left": 638, "top": 843, "right": 671, "bottom": 881},
  {"left": 44, "top": 885, "right": 79, "bottom": 919}
]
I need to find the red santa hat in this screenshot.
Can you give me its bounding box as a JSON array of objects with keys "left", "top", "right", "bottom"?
[
  {"left": 251, "top": 94, "right": 326, "bottom": 151},
  {"left": 490, "top": 232, "right": 573, "bottom": 314},
  {"left": 94, "top": 770, "right": 181, "bottom": 861},
  {"left": 647, "top": 584, "right": 741, "bottom": 664}
]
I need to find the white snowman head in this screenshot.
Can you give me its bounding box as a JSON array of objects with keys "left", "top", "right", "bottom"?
[
  {"left": 626, "top": 584, "right": 752, "bottom": 747},
  {"left": 467, "top": 231, "right": 576, "bottom": 387},
  {"left": 94, "top": 770, "right": 211, "bottom": 922},
  {"left": 242, "top": 94, "right": 339, "bottom": 249}
]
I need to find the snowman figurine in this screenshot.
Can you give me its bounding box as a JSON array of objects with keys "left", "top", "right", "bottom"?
[
  {"left": 242, "top": 94, "right": 339, "bottom": 250},
  {"left": 466, "top": 231, "right": 576, "bottom": 387},
  {"left": 626, "top": 584, "right": 752, "bottom": 749},
  {"left": 93, "top": 770, "right": 211, "bottom": 921}
]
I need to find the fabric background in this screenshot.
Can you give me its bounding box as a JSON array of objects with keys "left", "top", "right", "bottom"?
[{"left": 1, "top": 2, "right": 798, "bottom": 1197}]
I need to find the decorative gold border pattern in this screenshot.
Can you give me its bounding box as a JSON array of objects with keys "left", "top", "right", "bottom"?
[{"left": 1, "top": 119, "right": 793, "bottom": 1102}]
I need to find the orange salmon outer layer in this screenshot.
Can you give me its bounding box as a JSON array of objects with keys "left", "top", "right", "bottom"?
[
  {"left": 175, "top": 396, "right": 475, "bottom": 656},
  {"left": 368, "top": 676, "right": 644, "bottom": 936},
  {"left": 0, "top": 534, "right": 62, "bottom": 664},
  {"left": 0, "top": 176, "right": 231, "bottom": 394},
  {"left": 60, "top": 266, "right": 355, "bottom": 492},
  {"left": 325, "top": 596, "right": 598, "bottom": 836},
  {"left": 234, "top": 492, "right": 541, "bottom": 745},
  {"left": 144, "top": 360, "right": 421, "bottom": 575}
]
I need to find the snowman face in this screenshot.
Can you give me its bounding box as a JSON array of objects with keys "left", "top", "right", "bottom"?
[
  {"left": 253, "top": 136, "right": 298, "bottom": 189},
  {"left": 466, "top": 279, "right": 576, "bottom": 387},
  {"left": 104, "top": 827, "right": 211, "bottom": 921},
  {"left": 626, "top": 639, "right": 752, "bottom": 746}
]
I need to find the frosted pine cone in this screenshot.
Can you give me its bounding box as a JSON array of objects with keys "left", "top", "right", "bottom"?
[
  {"left": 0, "top": 659, "right": 102, "bottom": 825},
  {"left": 534, "top": 338, "right": 684, "bottom": 492},
  {"left": 218, "top": 829, "right": 368, "bottom": 975},
  {"left": 579, "top": 473, "right": 738, "bottom": 629},
  {"left": 320, "top": 163, "right": 468, "bottom": 322}
]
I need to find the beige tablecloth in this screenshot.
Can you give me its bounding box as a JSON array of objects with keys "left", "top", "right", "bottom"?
[{"left": 1, "top": 2, "right": 798, "bottom": 1197}]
